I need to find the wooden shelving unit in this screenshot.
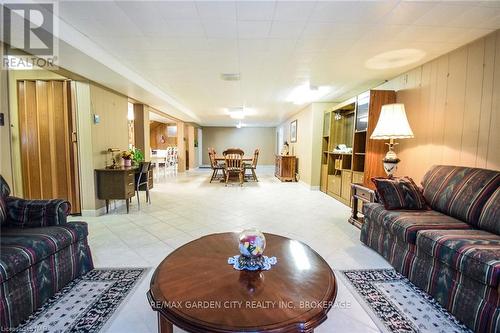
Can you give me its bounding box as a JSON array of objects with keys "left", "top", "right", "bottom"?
[{"left": 320, "top": 90, "right": 396, "bottom": 207}]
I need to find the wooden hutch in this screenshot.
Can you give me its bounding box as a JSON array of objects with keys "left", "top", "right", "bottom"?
[{"left": 320, "top": 90, "right": 395, "bottom": 206}]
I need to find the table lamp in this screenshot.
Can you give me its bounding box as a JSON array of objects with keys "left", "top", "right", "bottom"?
[{"left": 370, "top": 103, "right": 414, "bottom": 177}]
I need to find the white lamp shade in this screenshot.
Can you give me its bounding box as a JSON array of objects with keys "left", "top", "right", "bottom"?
[{"left": 370, "top": 103, "right": 414, "bottom": 140}]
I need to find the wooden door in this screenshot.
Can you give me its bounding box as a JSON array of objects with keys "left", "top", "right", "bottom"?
[{"left": 17, "top": 80, "right": 81, "bottom": 213}]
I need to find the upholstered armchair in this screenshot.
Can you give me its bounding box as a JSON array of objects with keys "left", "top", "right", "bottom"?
[
  {"left": 0, "top": 175, "right": 93, "bottom": 329},
  {"left": 0, "top": 175, "right": 71, "bottom": 228}
]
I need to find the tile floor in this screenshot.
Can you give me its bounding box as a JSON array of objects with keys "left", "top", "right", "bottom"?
[{"left": 71, "top": 167, "right": 391, "bottom": 333}]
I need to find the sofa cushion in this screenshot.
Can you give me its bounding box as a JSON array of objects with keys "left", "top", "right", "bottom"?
[
  {"left": 0, "top": 222, "right": 88, "bottom": 283},
  {"left": 416, "top": 229, "right": 500, "bottom": 288},
  {"left": 363, "top": 203, "right": 472, "bottom": 244},
  {"left": 478, "top": 188, "right": 500, "bottom": 235},
  {"left": 0, "top": 175, "right": 11, "bottom": 197},
  {"left": 0, "top": 195, "right": 6, "bottom": 226},
  {"left": 371, "top": 177, "right": 427, "bottom": 210},
  {"left": 421, "top": 165, "right": 499, "bottom": 225}
]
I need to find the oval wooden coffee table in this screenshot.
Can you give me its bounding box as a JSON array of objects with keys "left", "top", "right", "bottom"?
[{"left": 148, "top": 232, "right": 337, "bottom": 333}]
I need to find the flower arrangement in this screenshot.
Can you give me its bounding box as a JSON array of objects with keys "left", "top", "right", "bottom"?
[
  {"left": 121, "top": 148, "right": 145, "bottom": 167},
  {"left": 121, "top": 151, "right": 133, "bottom": 160},
  {"left": 239, "top": 229, "right": 266, "bottom": 258}
]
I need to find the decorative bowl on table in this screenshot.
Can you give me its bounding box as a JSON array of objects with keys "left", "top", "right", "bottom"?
[
  {"left": 228, "top": 229, "right": 277, "bottom": 271},
  {"left": 239, "top": 229, "right": 266, "bottom": 258}
]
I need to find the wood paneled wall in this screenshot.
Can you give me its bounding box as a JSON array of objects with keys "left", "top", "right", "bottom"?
[
  {"left": 377, "top": 30, "right": 500, "bottom": 183},
  {"left": 150, "top": 121, "right": 177, "bottom": 149}
]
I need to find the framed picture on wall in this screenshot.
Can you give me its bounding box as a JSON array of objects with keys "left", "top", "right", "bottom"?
[{"left": 290, "top": 120, "right": 297, "bottom": 143}]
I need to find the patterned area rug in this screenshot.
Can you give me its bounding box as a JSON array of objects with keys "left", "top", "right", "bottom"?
[
  {"left": 341, "top": 269, "right": 472, "bottom": 333},
  {"left": 15, "top": 268, "right": 148, "bottom": 333}
]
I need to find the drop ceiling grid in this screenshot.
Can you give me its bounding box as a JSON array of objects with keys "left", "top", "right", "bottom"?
[{"left": 56, "top": 1, "right": 500, "bottom": 125}]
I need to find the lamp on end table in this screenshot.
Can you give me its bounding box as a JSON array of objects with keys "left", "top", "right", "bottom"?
[{"left": 370, "top": 103, "right": 414, "bottom": 177}]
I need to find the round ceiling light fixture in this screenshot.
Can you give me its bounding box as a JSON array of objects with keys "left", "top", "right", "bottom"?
[{"left": 365, "top": 49, "right": 426, "bottom": 70}]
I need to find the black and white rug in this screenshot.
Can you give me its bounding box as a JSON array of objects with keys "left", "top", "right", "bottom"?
[
  {"left": 341, "top": 269, "right": 471, "bottom": 333},
  {"left": 15, "top": 268, "right": 148, "bottom": 333}
]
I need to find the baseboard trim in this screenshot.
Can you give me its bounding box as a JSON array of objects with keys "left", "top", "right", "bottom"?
[
  {"left": 299, "top": 180, "right": 320, "bottom": 191},
  {"left": 81, "top": 207, "right": 106, "bottom": 217},
  {"left": 81, "top": 200, "right": 125, "bottom": 217}
]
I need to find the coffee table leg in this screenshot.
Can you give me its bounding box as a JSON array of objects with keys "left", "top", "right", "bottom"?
[{"left": 157, "top": 313, "right": 173, "bottom": 333}]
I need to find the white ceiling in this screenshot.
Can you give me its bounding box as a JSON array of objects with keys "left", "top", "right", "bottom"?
[{"left": 52, "top": 1, "right": 500, "bottom": 126}]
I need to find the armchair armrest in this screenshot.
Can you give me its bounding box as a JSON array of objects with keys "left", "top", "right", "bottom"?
[{"left": 5, "top": 197, "right": 71, "bottom": 228}]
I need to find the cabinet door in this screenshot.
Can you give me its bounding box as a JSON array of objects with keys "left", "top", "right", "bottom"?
[
  {"left": 352, "top": 172, "right": 364, "bottom": 184},
  {"left": 320, "top": 165, "right": 328, "bottom": 192},
  {"left": 327, "top": 175, "right": 341, "bottom": 196},
  {"left": 341, "top": 171, "right": 352, "bottom": 201}
]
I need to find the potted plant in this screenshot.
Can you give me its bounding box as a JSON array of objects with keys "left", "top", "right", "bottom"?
[
  {"left": 131, "top": 148, "right": 144, "bottom": 165},
  {"left": 121, "top": 150, "right": 133, "bottom": 167}
]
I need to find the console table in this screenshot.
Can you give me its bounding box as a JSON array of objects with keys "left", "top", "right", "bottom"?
[{"left": 95, "top": 166, "right": 153, "bottom": 213}]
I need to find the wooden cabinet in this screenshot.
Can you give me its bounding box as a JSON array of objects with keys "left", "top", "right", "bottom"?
[
  {"left": 275, "top": 155, "right": 297, "bottom": 182},
  {"left": 320, "top": 90, "right": 395, "bottom": 208},
  {"left": 95, "top": 167, "right": 153, "bottom": 213}
]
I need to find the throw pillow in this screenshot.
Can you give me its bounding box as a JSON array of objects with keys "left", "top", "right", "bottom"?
[{"left": 371, "top": 177, "right": 427, "bottom": 210}]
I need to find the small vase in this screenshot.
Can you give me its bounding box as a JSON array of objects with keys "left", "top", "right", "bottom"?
[{"left": 124, "top": 159, "right": 132, "bottom": 167}]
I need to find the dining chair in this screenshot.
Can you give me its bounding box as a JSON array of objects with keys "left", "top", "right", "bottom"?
[
  {"left": 245, "top": 149, "right": 259, "bottom": 181},
  {"left": 223, "top": 148, "right": 244, "bottom": 156},
  {"left": 223, "top": 149, "right": 244, "bottom": 186},
  {"left": 136, "top": 161, "right": 152, "bottom": 209},
  {"left": 209, "top": 150, "right": 225, "bottom": 183}
]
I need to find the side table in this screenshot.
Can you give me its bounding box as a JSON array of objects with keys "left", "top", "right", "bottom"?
[{"left": 349, "top": 183, "right": 375, "bottom": 228}]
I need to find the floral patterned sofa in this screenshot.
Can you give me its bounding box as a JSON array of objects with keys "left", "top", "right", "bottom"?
[
  {"left": 361, "top": 165, "right": 499, "bottom": 332},
  {"left": 0, "top": 176, "right": 94, "bottom": 329}
]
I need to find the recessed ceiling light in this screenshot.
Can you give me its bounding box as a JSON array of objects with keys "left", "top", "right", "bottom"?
[
  {"left": 227, "top": 106, "right": 245, "bottom": 119},
  {"left": 221, "top": 73, "right": 241, "bottom": 81},
  {"left": 226, "top": 106, "right": 256, "bottom": 119},
  {"left": 365, "top": 49, "right": 426, "bottom": 70},
  {"left": 286, "top": 82, "right": 331, "bottom": 105}
]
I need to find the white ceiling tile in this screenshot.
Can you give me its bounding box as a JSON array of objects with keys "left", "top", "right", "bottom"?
[
  {"left": 237, "top": 1, "right": 276, "bottom": 21},
  {"left": 155, "top": 2, "right": 199, "bottom": 19},
  {"left": 447, "top": 6, "right": 500, "bottom": 28},
  {"left": 202, "top": 20, "right": 238, "bottom": 38},
  {"left": 238, "top": 39, "right": 269, "bottom": 54},
  {"left": 382, "top": 2, "right": 437, "bottom": 25},
  {"left": 273, "top": 1, "right": 316, "bottom": 21},
  {"left": 163, "top": 20, "right": 205, "bottom": 38},
  {"left": 302, "top": 22, "right": 337, "bottom": 39},
  {"left": 207, "top": 39, "right": 239, "bottom": 52},
  {"left": 237, "top": 21, "right": 272, "bottom": 39},
  {"left": 196, "top": 1, "right": 237, "bottom": 20},
  {"left": 413, "top": 4, "right": 470, "bottom": 26},
  {"left": 310, "top": 1, "right": 397, "bottom": 23},
  {"left": 269, "top": 21, "right": 306, "bottom": 38}
]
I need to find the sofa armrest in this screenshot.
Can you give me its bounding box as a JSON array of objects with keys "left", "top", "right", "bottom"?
[{"left": 5, "top": 197, "right": 71, "bottom": 228}]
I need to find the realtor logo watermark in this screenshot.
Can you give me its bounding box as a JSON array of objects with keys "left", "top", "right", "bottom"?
[{"left": 2, "top": 2, "right": 58, "bottom": 70}]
